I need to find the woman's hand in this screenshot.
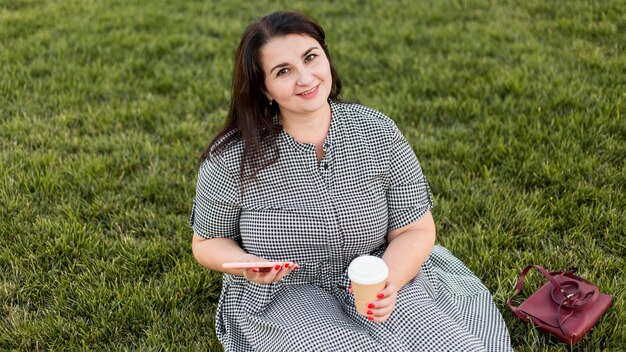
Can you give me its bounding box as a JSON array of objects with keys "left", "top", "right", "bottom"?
[
  {"left": 366, "top": 282, "right": 399, "bottom": 322},
  {"left": 349, "top": 281, "right": 399, "bottom": 322},
  {"left": 238, "top": 254, "right": 299, "bottom": 285}
]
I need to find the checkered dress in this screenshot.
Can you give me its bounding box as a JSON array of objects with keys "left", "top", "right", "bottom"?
[{"left": 190, "top": 101, "right": 512, "bottom": 351}]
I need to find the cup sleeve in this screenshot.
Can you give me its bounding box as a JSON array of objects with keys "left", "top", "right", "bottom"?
[
  {"left": 386, "top": 125, "right": 434, "bottom": 231},
  {"left": 190, "top": 156, "right": 241, "bottom": 241}
]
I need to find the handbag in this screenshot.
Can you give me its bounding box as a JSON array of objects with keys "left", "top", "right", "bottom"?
[{"left": 507, "top": 265, "right": 612, "bottom": 345}]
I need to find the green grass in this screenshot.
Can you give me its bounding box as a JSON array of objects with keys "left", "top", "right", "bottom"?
[{"left": 1, "top": 0, "right": 624, "bottom": 350}]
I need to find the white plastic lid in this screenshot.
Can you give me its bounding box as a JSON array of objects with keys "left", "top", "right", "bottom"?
[{"left": 348, "top": 256, "right": 389, "bottom": 285}]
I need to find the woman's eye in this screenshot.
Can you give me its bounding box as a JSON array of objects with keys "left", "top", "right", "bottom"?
[
  {"left": 276, "top": 68, "right": 289, "bottom": 77},
  {"left": 305, "top": 54, "right": 317, "bottom": 63}
]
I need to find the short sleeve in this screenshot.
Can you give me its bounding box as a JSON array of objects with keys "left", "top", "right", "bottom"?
[
  {"left": 189, "top": 155, "right": 241, "bottom": 240},
  {"left": 386, "top": 125, "right": 434, "bottom": 231}
]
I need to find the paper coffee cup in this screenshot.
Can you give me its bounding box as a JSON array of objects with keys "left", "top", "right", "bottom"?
[{"left": 348, "top": 256, "right": 389, "bottom": 316}]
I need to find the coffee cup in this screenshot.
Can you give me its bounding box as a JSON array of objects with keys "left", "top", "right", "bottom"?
[{"left": 348, "top": 255, "right": 388, "bottom": 316}]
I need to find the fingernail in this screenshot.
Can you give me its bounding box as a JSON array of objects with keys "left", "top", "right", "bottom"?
[
  {"left": 368, "top": 303, "right": 375, "bottom": 309},
  {"left": 294, "top": 264, "right": 299, "bottom": 269},
  {"left": 252, "top": 268, "right": 259, "bottom": 273},
  {"left": 284, "top": 263, "right": 290, "bottom": 268},
  {"left": 274, "top": 265, "right": 280, "bottom": 271},
  {"left": 367, "top": 310, "right": 373, "bottom": 315},
  {"left": 367, "top": 316, "right": 374, "bottom": 321},
  {"left": 377, "top": 293, "right": 384, "bottom": 299},
  {"left": 347, "top": 286, "right": 352, "bottom": 291}
]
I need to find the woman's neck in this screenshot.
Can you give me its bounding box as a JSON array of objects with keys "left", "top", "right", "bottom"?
[{"left": 279, "top": 102, "right": 331, "bottom": 146}]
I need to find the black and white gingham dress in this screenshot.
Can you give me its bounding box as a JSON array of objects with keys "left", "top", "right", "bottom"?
[{"left": 191, "top": 101, "right": 512, "bottom": 351}]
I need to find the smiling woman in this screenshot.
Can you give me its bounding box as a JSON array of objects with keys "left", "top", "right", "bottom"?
[{"left": 189, "top": 11, "right": 512, "bottom": 351}]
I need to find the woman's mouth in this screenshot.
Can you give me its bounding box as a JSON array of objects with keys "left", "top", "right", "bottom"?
[{"left": 297, "top": 84, "right": 319, "bottom": 98}]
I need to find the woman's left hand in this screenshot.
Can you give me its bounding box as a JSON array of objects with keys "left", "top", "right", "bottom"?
[
  {"left": 349, "top": 281, "right": 399, "bottom": 322},
  {"left": 368, "top": 281, "right": 399, "bottom": 322}
]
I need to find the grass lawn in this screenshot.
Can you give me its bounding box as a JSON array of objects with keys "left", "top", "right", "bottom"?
[{"left": 1, "top": 0, "right": 624, "bottom": 350}]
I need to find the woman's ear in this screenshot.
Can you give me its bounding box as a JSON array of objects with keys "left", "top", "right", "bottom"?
[{"left": 263, "top": 90, "right": 273, "bottom": 105}]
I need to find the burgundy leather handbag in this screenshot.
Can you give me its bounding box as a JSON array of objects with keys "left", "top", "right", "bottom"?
[{"left": 508, "top": 265, "right": 612, "bottom": 345}]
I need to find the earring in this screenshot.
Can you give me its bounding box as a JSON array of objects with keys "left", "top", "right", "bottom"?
[{"left": 269, "top": 99, "right": 274, "bottom": 106}]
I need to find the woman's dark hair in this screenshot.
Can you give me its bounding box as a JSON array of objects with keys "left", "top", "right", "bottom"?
[{"left": 200, "top": 11, "right": 342, "bottom": 183}]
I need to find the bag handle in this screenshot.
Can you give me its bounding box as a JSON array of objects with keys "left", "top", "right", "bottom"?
[
  {"left": 507, "top": 265, "right": 594, "bottom": 318},
  {"left": 508, "top": 265, "right": 557, "bottom": 319}
]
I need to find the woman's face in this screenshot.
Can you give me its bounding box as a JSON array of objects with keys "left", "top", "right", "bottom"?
[{"left": 260, "top": 34, "right": 332, "bottom": 119}]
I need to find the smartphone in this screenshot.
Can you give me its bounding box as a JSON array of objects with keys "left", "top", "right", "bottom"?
[{"left": 222, "top": 261, "right": 285, "bottom": 269}]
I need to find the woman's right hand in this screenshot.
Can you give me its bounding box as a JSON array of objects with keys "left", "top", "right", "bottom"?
[
  {"left": 192, "top": 236, "right": 300, "bottom": 282},
  {"left": 238, "top": 254, "right": 299, "bottom": 284}
]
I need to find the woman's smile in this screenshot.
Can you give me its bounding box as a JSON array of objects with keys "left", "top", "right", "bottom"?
[{"left": 297, "top": 84, "right": 319, "bottom": 98}]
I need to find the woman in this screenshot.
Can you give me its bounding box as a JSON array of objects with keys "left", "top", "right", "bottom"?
[{"left": 190, "top": 11, "right": 512, "bottom": 351}]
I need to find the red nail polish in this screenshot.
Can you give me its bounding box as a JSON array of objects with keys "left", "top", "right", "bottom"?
[
  {"left": 377, "top": 293, "right": 384, "bottom": 299},
  {"left": 274, "top": 265, "right": 280, "bottom": 271},
  {"left": 252, "top": 268, "right": 259, "bottom": 273},
  {"left": 367, "top": 310, "right": 373, "bottom": 315},
  {"left": 367, "top": 316, "right": 374, "bottom": 321},
  {"left": 347, "top": 286, "right": 352, "bottom": 291},
  {"left": 284, "top": 263, "right": 290, "bottom": 268},
  {"left": 368, "top": 303, "right": 375, "bottom": 309}
]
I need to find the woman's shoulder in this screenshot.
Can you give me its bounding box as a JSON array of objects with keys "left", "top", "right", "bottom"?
[
  {"left": 331, "top": 100, "right": 399, "bottom": 135},
  {"left": 202, "top": 131, "right": 243, "bottom": 175}
]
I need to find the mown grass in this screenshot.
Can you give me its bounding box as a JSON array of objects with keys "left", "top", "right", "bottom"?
[{"left": 1, "top": 0, "right": 624, "bottom": 350}]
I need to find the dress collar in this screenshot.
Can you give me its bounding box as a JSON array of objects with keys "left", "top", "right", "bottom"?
[{"left": 277, "top": 99, "right": 338, "bottom": 154}]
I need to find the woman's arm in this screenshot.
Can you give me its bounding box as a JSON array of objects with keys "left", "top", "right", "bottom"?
[
  {"left": 191, "top": 234, "right": 254, "bottom": 276},
  {"left": 383, "top": 211, "right": 436, "bottom": 289},
  {"left": 366, "top": 211, "right": 436, "bottom": 322},
  {"left": 191, "top": 234, "right": 298, "bottom": 283}
]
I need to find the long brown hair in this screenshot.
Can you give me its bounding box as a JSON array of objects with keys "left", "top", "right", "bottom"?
[{"left": 200, "top": 11, "right": 343, "bottom": 183}]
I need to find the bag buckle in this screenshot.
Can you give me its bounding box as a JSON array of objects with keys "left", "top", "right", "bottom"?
[{"left": 561, "top": 290, "right": 575, "bottom": 301}]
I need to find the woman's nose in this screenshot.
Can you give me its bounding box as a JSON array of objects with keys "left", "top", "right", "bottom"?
[{"left": 296, "top": 68, "right": 314, "bottom": 86}]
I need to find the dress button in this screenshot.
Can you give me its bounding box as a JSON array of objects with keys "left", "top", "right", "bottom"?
[{"left": 324, "top": 163, "right": 329, "bottom": 170}]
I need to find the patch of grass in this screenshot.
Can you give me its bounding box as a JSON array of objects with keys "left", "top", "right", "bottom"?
[{"left": 1, "top": 0, "right": 624, "bottom": 350}]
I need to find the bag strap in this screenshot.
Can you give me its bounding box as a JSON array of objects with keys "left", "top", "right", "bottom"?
[
  {"left": 554, "top": 278, "right": 600, "bottom": 308},
  {"left": 508, "top": 265, "right": 600, "bottom": 316},
  {"left": 507, "top": 265, "right": 569, "bottom": 319}
]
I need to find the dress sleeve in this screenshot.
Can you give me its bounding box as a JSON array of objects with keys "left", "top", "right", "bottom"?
[
  {"left": 386, "top": 125, "right": 434, "bottom": 231},
  {"left": 189, "top": 155, "right": 241, "bottom": 241}
]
